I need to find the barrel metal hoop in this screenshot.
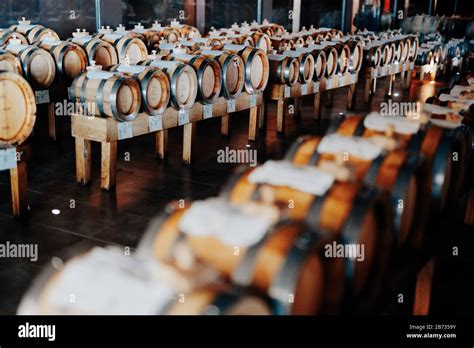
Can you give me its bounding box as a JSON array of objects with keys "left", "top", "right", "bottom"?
[
  {"left": 80, "top": 76, "right": 89, "bottom": 115},
  {"left": 140, "top": 69, "right": 160, "bottom": 115},
  {"left": 56, "top": 43, "right": 70, "bottom": 81},
  {"left": 96, "top": 78, "right": 108, "bottom": 117},
  {"left": 283, "top": 135, "right": 312, "bottom": 161},
  {"left": 20, "top": 46, "right": 37, "bottom": 81}
]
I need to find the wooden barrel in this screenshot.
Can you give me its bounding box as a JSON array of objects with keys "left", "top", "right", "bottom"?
[
  {"left": 4, "top": 43, "right": 56, "bottom": 88},
  {"left": 408, "top": 35, "right": 419, "bottom": 61},
  {"left": 69, "top": 68, "right": 141, "bottom": 122},
  {"left": 250, "top": 32, "right": 272, "bottom": 53},
  {"left": 0, "top": 30, "right": 28, "bottom": 45},
  {"left": 415, "top": 48, "right": 433, "bottom": 66},
  {"left": 149, "top": 22, "right": 181, "bottom": 43},
  {"left": 308, "top": 44, "right": 337, "bottom": 78},
  {"left": 285, "top": 135, "right": 419, "bottom": 246},
  {"left": 296, "top": 47, "right": 327, "bottom": 81},
  {"left": 220, "top": 163, "right": 392, "bottom": 297},
  {"left": 100, "top": 33, "right": 148, "bottom": 64},
  {"left": 346, "top": 40, "right": 363, "bottom": 73},
  {"left": 281, "top": 50, "right": 315, "bottom": 84},
  {"left": 38, "top": 40, "right": 88, "bottom": 84},
  {"left": 267, "top": 54, "right": 300, "bottom": 86},
  {"left": 165, "top": 53, "right": 222, "bottom": 104},
  {"left": 109, "top": 64, "right": 170, "bottom": 115},
  {"left": 0, "top": 71, "right": 36, "bottom": 146},
  {"left": 199, "top": 50, "right": 245, "bottom": 99},
  {"left": 141, "top": 59, "right": 198, "bottom": 110},
  {"left": 220, "top": 44, "right": 269, "bottom": 94},
  {"left": 400, "top": 38, "right": 410, "bottom": 63},
  {"left": 177, "top": 25, "right": 201, "bottom": 39},
  {"left": 379, "top": 43, "right": 390, "bottom": 66},
  {"left": 71, "top": 35, "right": 119, "bottom": 69},
  {"left": 0, "top": 50, "right": 22, "bottom": 74},
  {"left": 363, "top": 45, "right": 382, "bottom": 68},
  {"left": 327, "top": 114, "right": 469, "bottom": 219},
  {"left": 11, "top": 21, "right": 60, "bottom": 44},
  {"left": 332, "top": 42, "right": 351, "bottom": 74},
  {"left": 385, "top": 42, "right": 396, "bottom": 65},
  {"left": 137, "top": 200, "right": 327, "bottom": 315}
]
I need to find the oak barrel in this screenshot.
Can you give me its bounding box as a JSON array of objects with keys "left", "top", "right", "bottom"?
[
  {"left": 0, "top": 30, "right": 28, "bottom": 45},
  {"left": 11, "top": 18, "right": 59, "bottom": 44},
  {"left": 70, "top": 31, "right": 119, "bottom": 69},
  {"left": 267, "top": 54, "right": 300, "bottom": 86},
  {"left": 281, "top": 50, "right": 315, "bottom": 83},
  {"left": 100, "top": 33, "right": 148, "bottom": 64},
  {"left": 0, "top": 50, "right": 22, "bottom": 74}
]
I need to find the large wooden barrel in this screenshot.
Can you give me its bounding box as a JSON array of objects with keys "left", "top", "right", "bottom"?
[
  {"left": 141, "top": 59, "right": 198, "bottom": 110},
  {"left": 38, "top": 39, "right": 88, "bottom": 84},
  {"left": 109, "top": 64, "right": 170, "bottom": 115},
  {"left": 4, "top": 42, "right": 56, "bottom": 88},
  {"left": 267, "top": 54, "right": 300, "bottom": 86},
  {"left": 70, "top": 32, "right": 119, "bottom": 69},
  {"left": 220, "top": 44, "right": 269, "bottom": 94},
  {"left": 199, "top": 50, "right": 245, "bottom": 99},
  {"left": 17, "top": 246, "right": 271, "bottom": 315},
  {"left": 281, "top": 50, "right": 315, "bottom": 83},
  {"left": 137, "top": 199, "right": 327, "bottom": 315},
  {"left": 0, "top": 71, "right": 36, "bottom": 146},
  {"left": 0, "top": 50, "right": 22, "bottom": 74},
  {"left": 221, "top": 162, "right": 392, "bottom": 297},
  {"left": 69, "top": 68, "right": 141, "bottom": 122},
  {"left": 99, "top": 33, "right": 148, "bottom": 64},
  {"left": 285, "top": 134, "right": 419, "bottom": 245},
  {"left": 11, "top": 19, "right": 60, "bottom": 44},
  {"left": 327, "top": 114, "right": 469, "bottom": 220},
  {"left": 0, "top": 30, "right": 28, "bottom": 45}
]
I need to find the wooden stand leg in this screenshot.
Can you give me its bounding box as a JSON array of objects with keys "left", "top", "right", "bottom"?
[
  {"left": 276, "top": 99, "right": 286, "bottom": 135},
  {"left": 419, "top": 68, "right": 425, "bottom": 81},
  {"left": 48, "top": 102, "right": 56, "bottom": 141},
  {"left": 313, "top": 93, "right": 321, "bottom": 120},
  {"left": 258, "top": 102, "right": 266, "bottom": 130},
  {"left": 248, "top": 106, "right": 258, "bottom": 141},
  {"left": 75, "top": 137, "right": 91, "bottom": 185},
  {"left": 347, "top": 83, "right": 356, "bottom": 109},
  {"left": 372, "top": 77, "right": 377, "bottom": 94},
  {"left": 183, "top": 122, "right": 195, "bottom": 165},
  {"left": 404, "top": 69, "right": 412, "bottom": 89},
  {"left": 294, "top": 97, "right": 302, "bottom": 120},
  {"left": 156, "top": 130, "right": 168, "bottom": 159},
  {"left": 413, "top": 257, "right": 435, "bottom": 315},
  {"left": 387, "top": 74, "right": 394, "bottom": 96},
  {"left": 326, "top": 90, "right": 334, "bottom": 107},
  {"left": 364, "top": 78, "right": 372, "bottom": 103},
  {"left": 465, "top": 187, "right": 474, "bottom": 225},
  {"left": 101, "top": 141, "right": 117, "bottom": 190},
  {"left": 221, "top": 113, "right": 230, "bottom": 137},
  {"left": 10, "top": 162, "right": 29, "bottom": 217}
]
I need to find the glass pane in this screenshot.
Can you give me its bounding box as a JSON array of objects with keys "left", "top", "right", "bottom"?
[
  {"left": 204, "top": 0, "right": 258, "bottom": 32},
  {"left": 0, "top": 0, "right": 97, "bottom": 39},
  {"left": 300, "top": 0, "right": 344, "bottom": 30},
  {"left": 120, "top": 0, "right": 187, "bottom": 28}
]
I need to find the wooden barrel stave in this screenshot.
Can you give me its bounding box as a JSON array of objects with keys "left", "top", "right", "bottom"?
[
  {"left": 0, "top": 50, "right": 23, "bottom": 74},
  {"left": 71, "top": 37, "right": 119, "bottom": 69}
]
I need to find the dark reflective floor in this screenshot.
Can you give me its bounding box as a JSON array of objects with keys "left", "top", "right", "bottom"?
[{"left": 1, "top": 71, "right": 473, "bottom": 315}]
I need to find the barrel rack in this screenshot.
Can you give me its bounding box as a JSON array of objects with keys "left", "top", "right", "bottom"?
[
  {"left": 72, "top": 92, "right": 262, "bottom": 190},
  {"left": 414, "top": 62, "right": 438, "bottom": 81},
  {"left": 0, "top": 144, "right": 30, "bottom": 217},
  {"left": 263, "top": 71, "right": 358, "bottom": 135},
  {"left": 362, "top": 60, "right": 414, "bottom": 102}
]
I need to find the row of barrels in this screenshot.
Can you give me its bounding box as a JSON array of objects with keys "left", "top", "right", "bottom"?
[{"left": 17, "top": 107, "right": 471, "bottom": 314}]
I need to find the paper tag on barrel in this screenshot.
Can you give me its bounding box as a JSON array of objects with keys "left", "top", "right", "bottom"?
[
  {"left": 227, "top": 99, "right": 236, "bottom": 113},
  {"left": 178, "top": 109, "right": 190, "bottom": 125},
  {"left": 284, "top": 86, "right": 291, "bottom": 98},
  {"left": 249, "top": 94, "right": 257, "bottom": 108},
  {"left": 35, "top": 90, "right": 50, "bottom": 104},
  {"left": 148, "top": 115, "right": 163, "bottom": 132},
  {"left": 301, "top": 84, "right": 308, "bottom": 95},
  {"left": 117, "top": 122, "right": 133, "bottom": 140},
  {"left": 0, "top": 148, "right": 17, "bottom": 171},
  {"left": 203, "top": 104, "right": 213, "bottom": 119},
  {"left": 326, "top": 78, "right": 333, "bottom": 89}
]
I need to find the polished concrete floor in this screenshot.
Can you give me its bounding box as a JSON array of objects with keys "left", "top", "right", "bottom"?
[{"left": 1, "top": 72, "right": 473, "bottom": 315}]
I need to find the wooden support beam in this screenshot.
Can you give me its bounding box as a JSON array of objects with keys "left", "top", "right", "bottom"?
[
  {"left": 10, "top": 162, "right": 29, "bottom": 217},
  {"left": 413, "top": 257, "right": 435, "bottom": 315},
  {"left": 75, "top": 137, "right": 91, "bottom": 185},
  {"left": 101, "top": 141, "right": 117, "bottom": 190},
  {"left": 249, "top": 106, "right": 258, "bottom": 141},
  {"left": 183, "top": 122, "right": 195, "bottom": 165},
  {"left": 276, "top": 99, "right": 286, "bottom": 134},
  {"left": 156, "top": 130, "right": 168, "bottom": 159},
  {"left": 313, "top": 93, "right": 321, "bottom": 120},
  {"left": 48, "top": 102, "right": 56, "bottom": 141},
  {"left": 221, "top": 113, "right": 229, "bottom": 137}
]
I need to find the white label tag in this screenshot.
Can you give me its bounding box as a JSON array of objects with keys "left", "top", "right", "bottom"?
[
  {"left": 339, "top": 75, "right": 346, "bottom": 86},
  {"left": 0, "top": 148, "right": 17, "bottom": 171},
  {"left": 178, "top": 109, "right": 190, "bottom": 126},
  {"left": 313, "top": 81, "right": 320, "bottom": 92},
  {"left": 301, "top": 84, "right": 308, "bottom": 95},
  {"left": 203, "top": 104, "right": 213, "bottom": 119},
  {"left": 284, "top": 86, "right": 291, "bottom": 98},
  {"left": 227, "top": 99, "right": 236, "bottom": 113},
  {"left": 326, "top": 78, "right": 333, "bottom": 89},
  {"left": 148, "top": 115, "right": 163, "bottom": 132},
  {"left": 249, "top": 94, "right": 257, "bottom": 108},
  {"left": 373, "top": 69, "right": 378, "bottom": 78},
  {"left": 35, "top": 90, "right": 50, "bottom": 104},
  {"left": 410, "top": 61, "right": 414, "bottom": 70},
  {"left": 351, "top": 74, "right": 357, "bottom": 84},
  {"left": 117, "top": 122, "right": 133, "bottom": 140}
]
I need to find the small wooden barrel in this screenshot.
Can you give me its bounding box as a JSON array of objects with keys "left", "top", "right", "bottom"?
[
  {"left": 281, "top": 50, "right": 315, "bottom": 84},
  {"left": 199, "top": 50, "right": 245, "bottom": 99},
  {"left": 385, "top": 42, "right": 397, "bottom": 65},
  {"left": 308, "top": 45, "right": 337, "bottom": 78},
  {"left": 38, "top": 40, "right": 88, "bottom": 84},
  {"left": 109, "top": 64, "right": 170, "bottom": 115},
  {"left": 141, "top": 59, "right": 198, "bottom": 110},
  {"left": 346, "top": 40, "right": 363, "bottom": 73},
  {"left": 178, "top": 25, "right": 201, "bottom": 39},
  {"left": 0, "top": 50, "right": 22, "bottom": 74},
  {"left": 250, "top": 32, "right": 272, "bottom": 53},
  {"left": 0, "top": 30, "right": 28, "bottom": 45},
  {"left": 400, "top": 38, "right": 410, "bottom": 63},
  {"left": 267, "top": 54, "right": 300, "bottom": 86},
  {"left": 220, "top": 44, "right": 269, "bottom": 94},
  {"left": 296, "top": 47, "right": 327, "bottom": 81},
  {"left": 285, "top": 135, "right": 419, "bottom": 246},
  {"left": 379, "top": 44, "right": 390, "bottom": 67},
  {"left": 328, "top": 114, "right": 469, "bottom": 218},
  {"left": 11, "top": 22, "right": 60, "bottom": 44},
  {"left": 333, "top": 42, "right": 351, "bottom": 74},
  {"left": 4, "top": 43, "right": 56, "bottom": 88},
  {"left": 0, "top": 71, "right": 36, "bottom": 146},
  {"left": 415, "top": 48, "right": 433, "bottom": 66},
  {"left": 221, "top": 166, "right": 392, "bottom": 297},
  {"left": 165, "top": 53, "right": 222, "bottom": 104},
  {"left": 69, "top": 69, "right": 141, "bottom": 122},
  {"left": 138, "top": 201, "right": 327, "bottom": 315},
  {"left": 100, "top": 33, "right": 148, "bottom": 64},
  {"left": 363, "top": 45, "right": 382, "bottom": 68},
  {"left": 71, "top": 36, "right": 119, "bottom": 69},
  {"left": 408, "top": 35, "right": 419, "bottom": 61}
]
